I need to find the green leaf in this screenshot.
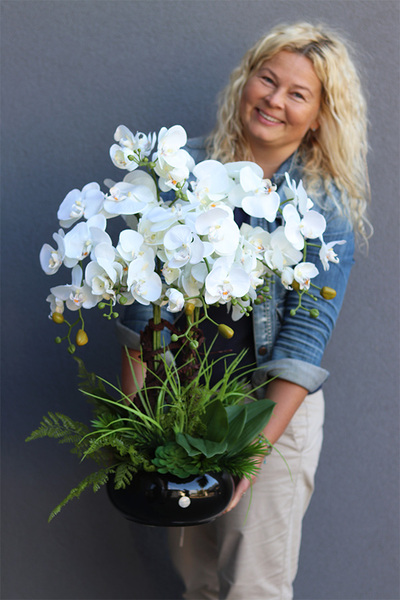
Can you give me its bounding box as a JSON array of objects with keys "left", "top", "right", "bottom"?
[
  {"left": 226, "top": 399, "right": 275, "bottom": 456},
  {"left": 223, "top": 406, "right": 247, "bottom": 450},
  {"left": 176, "top": 432, "right": 228, "bottom": 458},
  {"left": 201, "top": 400, "right": 228, "bottom": 442}
]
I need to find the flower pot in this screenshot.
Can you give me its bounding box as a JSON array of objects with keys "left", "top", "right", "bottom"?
[{"left": 107, "top": 471, "right": 235, "bottom": 527}]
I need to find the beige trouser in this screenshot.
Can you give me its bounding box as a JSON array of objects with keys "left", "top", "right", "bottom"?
[{"left": 168, "top": 389, "right": 325, "bottom": 600}]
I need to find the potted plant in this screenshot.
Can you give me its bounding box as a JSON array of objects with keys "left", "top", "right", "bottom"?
[{"left": 27, "top": 124, "right": 341, "bottom": 525}]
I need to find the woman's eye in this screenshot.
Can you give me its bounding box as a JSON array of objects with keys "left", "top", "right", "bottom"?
[
  {"left": 262, "top": 76, "right": 274, "bottom": 84},
  {"left": 292, "top": 91, "right": 305, "bottom": 100}
]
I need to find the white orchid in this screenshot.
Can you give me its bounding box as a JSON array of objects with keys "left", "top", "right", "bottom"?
[
  {"left": 162, "top": 263, "right": 181, "bottom": 285},
  {"left": 163, "top": 225, "right": 205, "bottom": 269},
  {"left": 283, "top": 204, "right": 326, "bottom": 251},
  {"left": 46, "top": 293, "right": 64, "bottom": 317},
  {"left": 50, "top": 265, "right": 98, "bottom": 311},
  {"left": 235, "top": 166, "right": 281, "bottom": 222},
  {"left": 104, "top": 171, "right": 157, "bottom": 216},
  {"left": 195, "top": 207, "right": 239, "bottom": 256},
  {"left": 85, "top": 242, "right": 123, "bottom": 300},
  {"left": 41, "top": 123, "right": 342, "bottom": 354},
  {"left": 293, "top": 262, "right": 319, "bottom": 290},
  {"left": 319, "top": 238, "right": 346, "bottom": 271},
  {"left": 284, "top": 173, "right": 313, "bottom": 214},
  {"left": 40, "top": 230, "right": 65, "bottom": 275},
  {"left": 240, "top": 224, "right": 272, "bottom": 257},
  {"left": 57, "top": 183, "right": 105, "bottom": 228},
  {"left": 110, "top": 126, "right": 156, "bottom": 171},
  {"left": 145, "top": 201, "right": 196, "bottom": 233},
  {"left": 188, "top": 160, "right": 234, "bottom": 209},
  {"left": 127, "top": 257, "right": 162, "bottom": 305},
  {"left": 164, "top": 288, "right": 185, "bottom": 313},
  {"left": 205, "top": 257, "right": 250, "bottom": 306},
  {"left": 264, "top": 226, "right": 303, "bottom": 272},
  {"left": 114, "top": 125, "right": 156, "bottom": 156},
  {"left": 116, "top": 229, "right": 146, "bottom": 263},
  {"left": 154, "top": 125, "right": 195, "bottom": 191},
  {"left": 280, "top": 267, "right": 295, "bottom": 290},
  {"left": 62, "top": 215, "right": 110, "bottom": 268}
]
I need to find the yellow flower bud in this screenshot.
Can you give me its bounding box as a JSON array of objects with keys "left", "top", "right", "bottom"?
[
  {"left": 291, "top": 281, "right": 300, "bottom": 292},
  {"left": 75, "top": 329, "right": 88, "bottom": 346},
  {"left": 218, "top": 324, "right": 234, "bottom": 339},
  {"left": 52, "top": 312, "right": 64, "bottom": 324},
  {"left": 320, "top": 286, "right": 337, "bottom": 300},
  {"left": 184, "top": 303, "right": 195, "bottom": 316}
]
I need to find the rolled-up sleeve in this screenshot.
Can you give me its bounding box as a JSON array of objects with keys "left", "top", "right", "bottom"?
[{"left": 253, "top": 199, "right": 355, "bottom": 393}]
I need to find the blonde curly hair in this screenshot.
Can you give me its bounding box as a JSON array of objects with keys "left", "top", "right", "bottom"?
[{"left": 207, "top": 22, "right": 372, "bottom": 242}]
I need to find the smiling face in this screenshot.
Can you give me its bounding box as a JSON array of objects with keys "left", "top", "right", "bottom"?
[{"left": 239, "top": 50, "right": 322, "bottom": 168}]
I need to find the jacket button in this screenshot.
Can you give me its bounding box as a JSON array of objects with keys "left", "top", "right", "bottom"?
[{"left": 258, "top": 346, "right": 267, "bottom": 356}]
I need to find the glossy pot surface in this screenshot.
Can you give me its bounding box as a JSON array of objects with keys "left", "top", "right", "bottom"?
[{"left": 107, "top": 471, "right": 235, "bottom": 527}]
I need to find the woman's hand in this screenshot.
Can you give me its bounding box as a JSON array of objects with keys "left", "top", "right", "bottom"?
[
  {"left": 224, "top": 378, "right": 309, "bottom": 513},
  {"left": 224, "top": 471, "right": 259, "bottom": 513}
]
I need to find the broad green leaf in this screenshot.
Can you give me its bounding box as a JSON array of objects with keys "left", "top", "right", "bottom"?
[
  {"left": 224, "top": 407, "right": 247, "bottom": 450},
  {"left": 202, "top": 400, "right": 229, "bottom": 442},
  {"left": 226, "top": 399, "right": 275, "bottom": 456},
  {"left": 176, "top": 432, "right": 228, "bottom": 458}
]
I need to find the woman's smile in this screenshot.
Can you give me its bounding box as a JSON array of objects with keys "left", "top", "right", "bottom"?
[{"left": 240, "top": 50, "right": 322, "bottom": 163}]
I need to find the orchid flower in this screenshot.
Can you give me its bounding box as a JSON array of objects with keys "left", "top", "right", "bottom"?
[
  {"left": 104, "top": 171, "right": 157, "bottom": 216},
  {"left": 110, "top": 126, "right": 156, "bottom": 171},
  {"left": 40, "top": 230, "right": 65, "bottom": 275},
  {"left": 293, "top": 262, "right": 319, "bottom": 290},
  {"left": 237, "top": 166, "right": 280, "bottom": 222},
  {"left": 127, "top": 257, "right": 162, "bottom": 305},
  {"left": 205, "top": 257, "right": 250, "bottom": 306},
  {"left": 188, "top": 160, "right": 234, "bottom": 208},
  {"left": 50, "top": 265, "right": 98, "bottom": 311},
  {"left": 195, "top": 207, "right": 240, "bottom": 256},
  {"left": 283, "top": 204, "right": 326, "bottom": 251},
  {"left": 164, "top": 288, "right": 185, "bottom": 313},
  {"left": 62, "top": 215, "right": 110, "bottom": 268},
  {"left": 57, "top": 183, "right": 105, "bottom": 228},
  {"left": 154, "top": 125, "right": 195, "bottom": 191},
  {"left": 163, "top": 225, "right": 205, "bottom": 269},
  {"left": 46, "top": 293, "right": 65, "bottom": 317},
  {"left": 319, "top": 238, "right": 346, "bottom": 270},
  {"left": 264, "top": 226, "right": 303, "bottom": 272},
  {"left": 284, "top": 173, "right": 313, "bottom": 214}
]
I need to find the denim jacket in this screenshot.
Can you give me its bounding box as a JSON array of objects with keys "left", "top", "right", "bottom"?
[{"left": 116, "top": 137, "right": 355, "bottom": 394}]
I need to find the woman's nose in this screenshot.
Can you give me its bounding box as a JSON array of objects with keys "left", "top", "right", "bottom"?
[{"left": 266, "top": 89, "right": 284, "bottom": 107}]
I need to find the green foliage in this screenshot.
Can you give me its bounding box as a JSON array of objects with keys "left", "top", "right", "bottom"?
[
  {"left": 48, "top": 467, "right": 112, "bottom": 522},
  {"left": 27, "top": 346, "right": 278, "bottom": 520}
]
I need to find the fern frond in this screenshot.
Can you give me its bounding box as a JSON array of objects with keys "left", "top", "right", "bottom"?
[
  {"left": 48, "top": 467, "right": 112, "bottom": 522},
  {"left": 26, "top": 412, "right": 90, "bottom": 444},
  {"left": 113, "top": 462, "right": 136, "bottom": 489}
]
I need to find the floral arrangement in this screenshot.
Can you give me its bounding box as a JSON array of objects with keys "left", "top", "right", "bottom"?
[{"left": 28, "top": 124, "right": 342, "bottom": 520}]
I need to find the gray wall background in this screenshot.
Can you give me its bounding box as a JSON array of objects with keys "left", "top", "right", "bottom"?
[{"left": 1, "top": 1, "right": 399, "bottom": 599}]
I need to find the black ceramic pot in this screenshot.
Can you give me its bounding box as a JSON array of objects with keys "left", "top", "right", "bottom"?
[{"left": 107, "top": 471, "right": 235, "bottom": 527}]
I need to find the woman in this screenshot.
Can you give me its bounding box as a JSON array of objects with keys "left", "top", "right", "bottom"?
[{"left": 118, "top": 21, "right": 370, "bottom": 600}]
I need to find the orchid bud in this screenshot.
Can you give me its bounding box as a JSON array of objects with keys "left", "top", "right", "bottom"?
[
  {"left": 185, "top": 303, "right": 195, "bottom": 316},
  {"left": 291, "top": 281, "right": 300, "bottom": 292},
  {"left": 75, "top": 329, "right": 88, "bottom": 346},
  {"left": 320, "top": 286, "right": 337, "bottom": 300},
  {"left": 310, "top": 309, "right": 320, "bottom": 319},
  {"left": 218, "top": 324, "right": 234, "bottom": 339},
  {"left": 52, "top": 312, "right": 64, "bottom": 324},
  {"left": 189, "top": 340, "right": 199, "bottom": 350},
  {"left": 171, "top": 334, "right": 179, "bottom": 342}
]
